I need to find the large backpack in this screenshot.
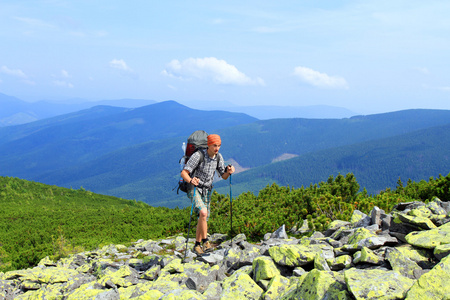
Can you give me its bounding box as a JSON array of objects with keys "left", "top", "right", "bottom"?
[{"left": 176, "top": 130, "right": 208, "bottom": 193}]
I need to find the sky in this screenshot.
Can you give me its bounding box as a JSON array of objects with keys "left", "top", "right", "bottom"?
[{"left": 0, "top": 0, "right": 449, "bottom": 114}]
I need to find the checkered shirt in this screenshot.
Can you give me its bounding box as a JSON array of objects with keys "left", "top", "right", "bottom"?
[{"left": 184, "top": 148, "right": 226, "bottom": 192}]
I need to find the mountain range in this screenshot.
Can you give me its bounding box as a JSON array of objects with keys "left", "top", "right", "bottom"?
[
  {"left": 0, "top": 95, "right": 449, "bottom": 208},
  {"left": 0, "top": 93, "right": 355, "bottom": 126}
]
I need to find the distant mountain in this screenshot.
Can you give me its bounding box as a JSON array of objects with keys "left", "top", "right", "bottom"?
[
  {"left": 1, "top": 92, "right": 358, "bottom": 127},
  {"left": 4, "top": 107, "right": 447, "bottom": 208},
  {"left": 0, "top": 101, "right": 258, "bottom": 179},
  {"left": 0, "top": 93, "right": 157, "bottom": 126},
  {"left": 179, "top": 100, "right": 357, "bottom": 119}
]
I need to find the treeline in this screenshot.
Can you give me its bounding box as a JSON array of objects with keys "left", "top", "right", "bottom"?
[{"left": 1, "top": 172, "right": 449, "bottom": 273}]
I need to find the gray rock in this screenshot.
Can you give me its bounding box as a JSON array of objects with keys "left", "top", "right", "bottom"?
[
  {"left": 2, "top": 199, "right": 448, "bottom": 300},
  {"left": 271, "top": 224, "right": 288, "bottom": 239}
]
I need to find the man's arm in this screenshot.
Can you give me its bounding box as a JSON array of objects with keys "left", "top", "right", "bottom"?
[
  {"left": 221, "top": 165, "right": 235, "bottom": 180},
  {"left": 181, "top": 169, "right": 200, "bottom": 186}
]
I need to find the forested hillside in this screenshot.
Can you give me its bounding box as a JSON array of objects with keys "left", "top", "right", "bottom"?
[
  {"left": 214, "top": 123, "right": 450, "bottom": 198},
  {"left": 0, "top": 104, "right": 449, "bottom": 208},
  {"left": 37, "top": 109, "right": 450, "bottom": 208},
  {"left": 0, "top": 101, "right": 257, "bottom": 179}
]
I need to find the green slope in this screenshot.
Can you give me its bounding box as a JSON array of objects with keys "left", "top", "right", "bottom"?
[{"left": 0, "top": 176, "right": 189, "bottom": 272}]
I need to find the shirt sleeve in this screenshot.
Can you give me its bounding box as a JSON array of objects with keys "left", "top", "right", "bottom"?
[
  {"left": 217, "top": 153, "right": 226, "bottom": 176},
  {"left": 184, "top": 150, "right": 201, "bottom": 174}
]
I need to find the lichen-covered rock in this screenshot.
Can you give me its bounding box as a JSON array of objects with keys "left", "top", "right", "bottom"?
[
  {"left": 353, "top": 247, "right": 382, "bottom": 265},
  {"left": 409, "top": 206, "right": 433, "bottom": 219},
  {"left": 0, "top": 280, "right": 14, "bottom": 300},
  {"left": 426, "top": 199, "right": 447, "bottom": 215},
  {"left": 393, "top": 244, "right": 432, "bottom": 265},
  {"left": 405, "top": 221, "right": 450, "bottom": 249},
  {"left": 202, "top": 281, "right": 222, "bottom": 300},
  {"left": 185, "top": 264, "right": 220, "bottom": 292},
  {"left": 135, "top": 289, "right": 164, "bottom": 299},
  {"left": 223, "top": 243, "right": 261, "bottom": 271},
  {"left": 343, "top": 227, "right": 396, "bottom": 251},
  {"left": 252, "top": 256, "right": 280, "bottom": 282},
  {"left": 314, "top": 252, "right": 331, "bottom": 271},
  {"left": 434, "top": 243, "right": 450, "bottom": 260},
  {"left": 269, "top": 244, "right": 329, "bottom": 267},
  {"left": 385, "top": 247, "right": 421, "bottom": 279},
  {"left": 160, "top": 288, "right": 205, "bottom": 299},
  {"left": 396, "top": 212, "right": 437, "bottom": 230},
  {"left": 348, "top": 228, "right": 376, "bottom": 245},
  {"left": 140, "top": 264, "right": 161, "bottom": 280},
  {"left": 65, "top": 281, "right": 119, "bottom": 300},
  {"left": 280, "top": 269, "right": 348, "bottom": 300},
  {"left": 97, "top": 264, "right": 138, "bottom": 288},
  {"left": 262, "top": 274, "right": 289, "bottom": 300},
  {"left": 351, "top": 210, "right": 371, "bottom": 228},
  {"left": 221, "top": 272, "right": 264, "bottom": 299},
  {"left": 16, "top": 284, "right": 65, "bottom": 299},
  {"left": 139, "top": 275, "right": 181, "bottom": 295},
  {"left": 344, "top": 268, "right": 415, "bottom": 300},
  {"left": 405, "top": 253, "right": 450, "bottom": 299},
  {"left": 327, "top": 255, "right": 352, "bottom": 271},
  {"left": 38, "top": 256, "right": 56, "bottom": 267}
]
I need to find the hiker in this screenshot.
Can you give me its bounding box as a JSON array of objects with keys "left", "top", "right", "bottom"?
[{"left": 180, "top": 133, "right": 235, "bottom": 255}]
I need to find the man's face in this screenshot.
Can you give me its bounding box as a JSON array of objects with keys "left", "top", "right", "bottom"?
[{"left": 208, "top": 143, "right": 221, "bottom": 155}]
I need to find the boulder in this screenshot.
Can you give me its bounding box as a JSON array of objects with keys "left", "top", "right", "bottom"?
[
  {"left": 345, "top": 268, "right": 415, "bottom": 300},
  {"left": 405, "top": 254, "right": 450, "bottom": 299},
  {"left": 405, "top": 221, "right": 450, "bottom": 249}
]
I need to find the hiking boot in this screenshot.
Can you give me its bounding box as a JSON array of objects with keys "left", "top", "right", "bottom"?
[
  {"left": 202, "top": 241, "right": 213, "bottom": 253},
  {"left": 193, "top": 244, "right": 204, "bottom": 256}
]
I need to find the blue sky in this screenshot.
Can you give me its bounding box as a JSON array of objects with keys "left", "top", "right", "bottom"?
[{"left": 0, "top": 0, "right": 449, "bottom": 114}]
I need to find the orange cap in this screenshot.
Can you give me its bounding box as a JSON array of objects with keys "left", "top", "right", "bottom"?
[{"left": 207, "top": 134, "right": 221, "bottom": 146}]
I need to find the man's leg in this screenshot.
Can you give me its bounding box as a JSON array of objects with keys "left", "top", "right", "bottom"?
[
  {"left": 201, "top": 189, "right": 213, "bottom": 252},
  {"left": 196, "top": 208, "right": 208, "bottom": 242},
  {"left": 189, "top": 188, "right": 207, "bottom": 255}
]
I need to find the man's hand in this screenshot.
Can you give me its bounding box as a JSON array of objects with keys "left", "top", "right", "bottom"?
[
  {"left": 190, "top": 177, "right": 200, "bottom": 186},
  {"left": 227, "top": 164, "right": 235, "bottom": 175}
]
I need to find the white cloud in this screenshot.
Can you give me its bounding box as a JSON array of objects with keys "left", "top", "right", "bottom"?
[
  {"left": 109, "top": 59, "right": 137, "bottom": 79},
  {"left": 414, "top": 67, "right": 430, "bottom": 75},
  {"left": 293, "top": 66, "right": 348, "bottom": 89},
  {"left": 109, "top": 59, "right": 133, "bottom": 72},
  {"left": 14, "top": 16, "right": 55, "bottom": 29},
  {"left": 1, "top": 66, "right": 27, "bottom": 78},
  {"left": 162, "top": 57, "right": 264, "bottom": 86},
  {"left": 61, "top": 69, "right": 70, "bottom": 78},
  {"left": 53, "top": 80, "right": 74, "bottom": 88}
]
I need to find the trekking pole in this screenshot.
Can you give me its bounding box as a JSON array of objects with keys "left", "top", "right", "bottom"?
[
  {"left": 183, "top": 188, "right": 196, "bottom": 262},
  {"left": 229, "top": 174, "right": 233, "bottom": 237}
]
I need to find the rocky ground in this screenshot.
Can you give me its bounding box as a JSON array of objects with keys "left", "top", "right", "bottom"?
[{"left": 1, "top": 198, "right": 449, "bottom": 299}]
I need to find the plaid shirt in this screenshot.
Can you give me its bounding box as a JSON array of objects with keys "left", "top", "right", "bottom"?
[{"left": 184, "top": 148, "right": 226, "bottom": 192}]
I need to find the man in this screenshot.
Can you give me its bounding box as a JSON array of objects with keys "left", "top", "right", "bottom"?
[{"left": 180, "top": 134, "right": 235, "bottom": 255}]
